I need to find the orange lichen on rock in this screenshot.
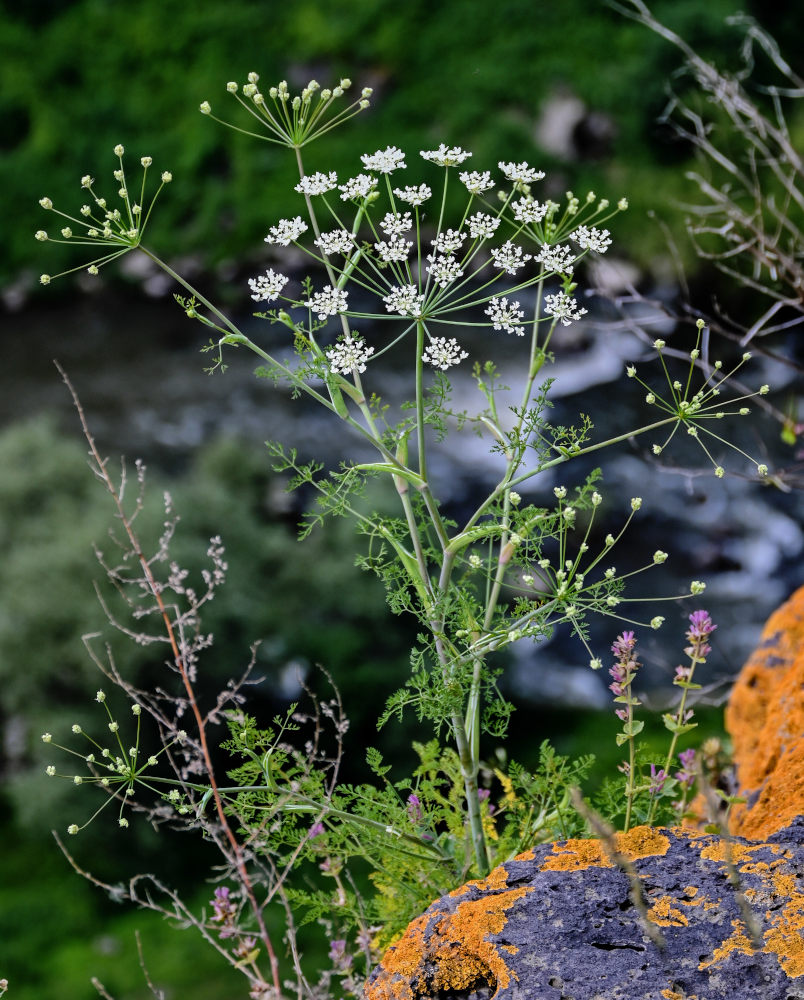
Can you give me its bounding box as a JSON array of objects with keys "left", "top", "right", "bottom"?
[
  {"left": 698, "top": 919, "right": 756, "bottom": 970},
  {"left": 364, "top": 866, "right": 532, "bottom": 1000},
  {"left": 450, "top": 863, "right": 511, "bottom": 898},
  {"left": 763, "top": 868, "right": 804, "bottom": 978},
  {"left": 726, "top": 582, "right": 804, "bottom": 838},
  {"left": 540, "top": 825, "right": 670, "bottom": 872},
  {"left": 648, "top": 895, "right": 688, "bottom": 927}
]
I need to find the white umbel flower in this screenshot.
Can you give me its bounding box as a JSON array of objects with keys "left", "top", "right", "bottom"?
[
  {"left": 374, "top": 238, "right": 412, "bottom": 262},
  {"left": 248, "top": 268, "right": 289, "bottom": 302},
  {"left": 459, "top": 170, "right": 494, "bottom": 194},
  {"left": 420, "top": 144, "right": 472, "bottom": 166},
  {"left": 571, "top": 225, "right": 612, "bottom": 253},
  {"left": 426, "top": 254, "right": 464, "bottom": 288},
  {"left": 314, "top": 229, "right": 353, "bottom": 255},
  {"left": 490, "top": 240, "right": 532, "bottom": 275},
  {"left": 536, "top": 243, "right": 575, "bottom": 276},
  {"left": 422, "top": 336, "right": 469, "bottom": 369},
  {"left": 432, "top": 228, "right": 466, "bottom": 255},
  {"left": 393, "top": 183, "right": 432, "bottom": 206},
  {"left": 544, "top": 291, "right": 587, "bottom": 326},
  {"left": 511, "top": 197, "right": 548, "bottom": 224},
  {"left": 294, "top": 171, "right": 338, "bottom": 196},
  {"left": 338, "top": 174, "right": 378, "bottom": 201},
  {"left": 498, "top": 161, "right": 545, "bottom": 185},
  {"left": 383, "top": 284, "right": 425, "bottom": 317},
  {"left": 467, "top": 212, "right": 501, "bottom": 239},
  {"left": 361, "top": 146, "right": 406, "bottom": 173},
  {"left": 379, "top": 211, "right": 413, "bottom": 237},
  {"left": 264, "top": 216, "right": 308, "bottom": 246},
  {"left": 485, "top": 297, "right": 525, "bottom": 335},
  {"left": 326, "top": 334, "right": 374, "bottom": 374},
  {"left": 304, "top": 286, "right": 348, "bottom": 321}
]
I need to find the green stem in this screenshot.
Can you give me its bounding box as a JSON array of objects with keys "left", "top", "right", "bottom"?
[{"left": 415, "top": 320, "right": 428, "bottom": 482}]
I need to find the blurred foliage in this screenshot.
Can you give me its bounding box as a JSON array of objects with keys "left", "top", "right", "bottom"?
[
  {"left": 0, "top": 417, "right": 416, "bottom": 831},
  {"left": 7, "top": 0, "right": 796, "bottom": 290}
]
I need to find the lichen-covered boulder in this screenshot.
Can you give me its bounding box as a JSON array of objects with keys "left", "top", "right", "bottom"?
[
  {"left": 727, "top": 584, "right": 804, "bottom": 839},
  {"left": 364, "top": 584, "right": 804, "bottom": 1000},
  {"left": 364, "top": 823, "right": 804, "bottom": 1000}
]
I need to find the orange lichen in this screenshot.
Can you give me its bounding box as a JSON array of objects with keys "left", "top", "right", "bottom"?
[
  {"left": 364, "top": 865, "right": 532, "bottom": 1000},
  {"left": 726, "top": 583, "right": 804, "bottom": 838},
  {"left": 763, "top": 868, "right": 804, "bottom": 978},
  {"left": 681, "top": 886, "right": 703, "bottom": 907},
  {"left": 698, "top": 919, "right": 756, "bottom": 970},
  {"left": 647, "top": 895, "right": 688, "bottom": 927},
  {"left": 540, "top": 825, "right": 670, "bottom": 872},
  {"left": 540, "top": 837, "right": 609, "bottom": 871},
  {"left": 698, "top": 840, "right": 767, "bottom": 865}
]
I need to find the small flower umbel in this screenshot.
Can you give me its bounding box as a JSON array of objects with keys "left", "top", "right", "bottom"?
[
  {"left": 201, "top": 74, "right": 372, "bottom": 149},
  {"left": 43, "top": 689, "right": 186, "bottom": 834},
  {"left": 629, "top": 319, "right": 771, "bottom": 478},
  {"left": 37, "top": 146, "right": 172, "bottom": 284}
]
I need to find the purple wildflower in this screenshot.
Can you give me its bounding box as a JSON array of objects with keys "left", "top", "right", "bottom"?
[
  {"left": 212, "top": 886, "right": 235, "bottom": 922},
  {"left": 406, "top": 794, "right": 422, "bottom": 825},
  {"left": 685, "top": 610, "right": 716, "bottom": 660},
  {"left": 210, "top": 885, "right": 237, "bottom": 938},
  {"left": 675, "top": 748, "right": 697, "bottom": 789},
  {"left": 649, "top": 764, "right": 666, "bottom": 795},
  {"left": 308, "top": 821, "right": 325, "bottom": 840},
  {"left": 609, "top": 630, "right": 641, "bottom": 704},
  {"left": 329, "top": 938, "right": 353, "bottom": 971}
]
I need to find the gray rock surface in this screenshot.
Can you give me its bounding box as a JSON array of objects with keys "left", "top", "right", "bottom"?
[{"left": 364, "top": 822, "right": 804, "bottom": 1000}]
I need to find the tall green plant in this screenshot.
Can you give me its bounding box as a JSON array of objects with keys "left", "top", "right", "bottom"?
[{"left": 34, "top": 74, "right": 772, "bottom": 995}]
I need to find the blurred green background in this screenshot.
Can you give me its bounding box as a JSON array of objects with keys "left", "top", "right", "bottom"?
[{"left": 3, "top": 0, "right": 803, "bottom": 996}]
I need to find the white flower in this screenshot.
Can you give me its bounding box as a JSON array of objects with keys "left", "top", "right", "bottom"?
[
  {"left": 544, "top": 291, "right": 587, "bottom": 326},
  {"left": 294, "top": 171, "right": 338, "bottom": 196},
  {"left": 420, "top": 144, "right": 472, "bottom": 166},
  {"left": 383, "top": 284, "right": 425, "bottom": 317},
  {"left": 374, "top": 238, "right": 412, "bottom": 262},
  {"left": 432, "top": 228, "right": 466, "bottom": 255},
  {"left": 314, "top": 229, "right": 353, "bottom": 255},
  {"left": 338, "top": 173, "right": 378, "bottom": 201},
  {"left": 485, "top": 297, "right": 525, "bottom": 335},
  {"left": 46, "top": 765, "right": 56, "bottom": 776},
  {"left": 572, "top": 225, "right": 612, "bottom": 254},
  {"left": 264, "top": 216, "right": 308, "bottom": 246},
  {"left": 361, "top": 145, "right": 406, "bottom": 173},
  {"left": 248, "top": 268, "right": 289, "bottom": 302},
  {"left": 459, "top": 170, "right": 494, "bottom": 194},
  {"left": 426, "top": 254, "right": 464, "bottom": 288},
  {"left": 304, "top": 286, "right": 348, "bottom": 321},
  {"left": 536, "top": 243, "right": 575, "bottom": 276},
  {"left": 379, "top": 211, "right": 413, "bottom": 238},
  {"left": 498, "top": 160, "right": 545, "bottom": 185},
  {"left": 490, "top": 240, "right": 532, "bottom": 275},
  {"left": 326, "top": 334, "right": 374, "bottom": 375},
  {"left": 422, "top": 336, "right": 469, "bottom": 370},
  {"left": 393, "top": 183, "right": 432, "bottom": 206},
  {"left": 511, "top": 197, "right": 548, "bottom": 224},
  {"left": 467, "top": 212, "right": 500, "bottom": 239}
]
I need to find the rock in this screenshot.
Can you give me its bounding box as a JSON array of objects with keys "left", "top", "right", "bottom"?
[{"left": 364, "top": 586, "right": 804, "bottom": 1000}]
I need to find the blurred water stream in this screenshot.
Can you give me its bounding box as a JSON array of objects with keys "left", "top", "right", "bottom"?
[{"left": 4, "top": 286, "right": 803, "bottom": 710}]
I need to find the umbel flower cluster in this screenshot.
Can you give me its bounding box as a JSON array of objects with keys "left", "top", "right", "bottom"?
[{"left": 244, "top": 144, "right": 623, "bottom": 378}]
